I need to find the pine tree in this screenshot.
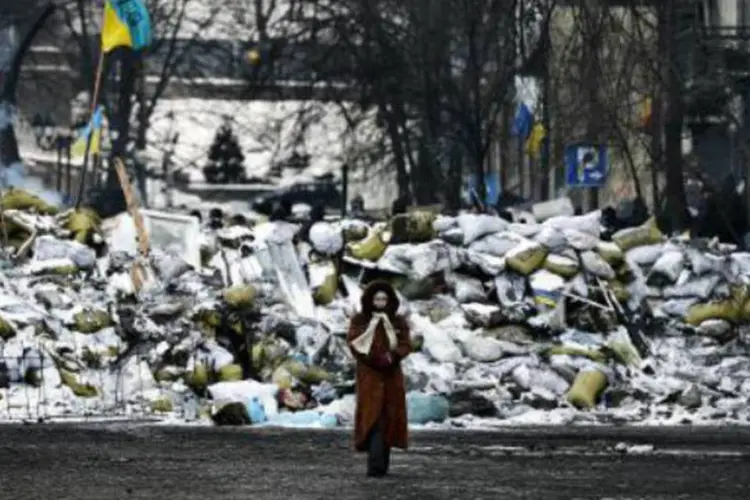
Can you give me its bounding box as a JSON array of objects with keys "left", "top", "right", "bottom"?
[{"left": 203, "top": 122, "right": 246, "bottom": 184}]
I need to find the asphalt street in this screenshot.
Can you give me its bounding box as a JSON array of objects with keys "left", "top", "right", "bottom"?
[{"left": 0, "top": 423, "right": 748, "bottom": 499}]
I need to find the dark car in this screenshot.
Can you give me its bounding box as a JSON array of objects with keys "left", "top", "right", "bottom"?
[{"left": 252, "top": 180, "right": 342, "bottom": 216}]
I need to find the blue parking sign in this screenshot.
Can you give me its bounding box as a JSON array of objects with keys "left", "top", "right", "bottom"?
[{"left": 565, "top": 143, "right": 608, "bottom": 188}]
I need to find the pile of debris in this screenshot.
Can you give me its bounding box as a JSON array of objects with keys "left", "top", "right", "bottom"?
[{"left": 2, "top": 188, "right": 750, "bottom": 427}]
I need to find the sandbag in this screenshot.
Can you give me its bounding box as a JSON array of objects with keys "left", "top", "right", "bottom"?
[
  {"left": 348, "top": 226, "right": 387, "bottom": 261},
  {"left": 612, "top": 217, "right": 663, "bottom": 251},
  {"left": 340, "top": 220, "right": 369, "bottom": 242},
  {"left": 494, "top": 273, "right": 527, "bottom": 306},
  {"left": 406, "top": 241, "right": 459, "bottom": 279},
  {"left": 534, "top": 227, "right": 567, "bottom": 251},
  {"left": 468, "top": 231, "right": 525, "bottom": 257},
  {"left": 456, "top": 213, "right": 508, "bottom": 244},
  {"left": 686, "top": 248, "right": 725, "bottom": 276},
  {"left": 308, "top": 222, "right": 344, "bottom": 255},
  {"left": 406, "top": 392, "right": 449, "bottom": 424},
  {"left": 0, "top": 315, "right": 15, "bottom": 340},
  {"left": 625, "top": 243, "right": 663, "bottom": 266},
  {"left": 461, "top": 335, "right": 505, "bottom": 362},
  {"left": 1, "top": 188, "right": 58, "bottom": 215},
  {"left": 223, "top": 284, "right": 257, "bottom": 309},
  {"left": 663, "top": 273, "right": 720, "bottom": 300},
  {"left": 684, "top": 288, "right": 745, "bottom": 326},
  {"left": 432, "top": 215, "right": 456, "bottom": 233},
  {"left": 596, "top": 241, "right": 624, "bottom": 264},
  {"left": 542, "top": 211, "right": 601, "bottom": 236},
  {"left": 217, "top": 364, "right": 243, "bottom": 381},
  {"left": 529, "top": 269, "right": 565, "bottom": 308},
  {"left": 463, "top": 250, "right": 506, "bottom": 276},
  {"left": 59, "top": 369, "right": 98, "bottom": 397},
  {"left": 543, "top": 254, "right": 579, "bottom": 278},
  {"left": 72, "top": 308, "right": 112, "bottom": 334},
  {"left": 647, "top": 251, "right": 684, "bottom": 287},
  {"left": 310, "top": 260, "right": 338, "bottom": 305},
  {"left": 448, "top": 273, "right": 485, "bottom": 303},
  {"left": 565, "top": 369, "right": 608, "bottom": 409},
  {"left": 563, "top": 229, "right": 598, "bottom": 251},
  {"left": 580, "top": 250, "right": 615, "bottom": 279},
  {"left": 505, "top": 241, "right": 547, "bottom": 275}
]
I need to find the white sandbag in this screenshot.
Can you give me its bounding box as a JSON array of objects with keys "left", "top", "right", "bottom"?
[
  {"left": 663, "top": 273, "right": 720, "bottom": 300},
  {"left": 407, "top": 241, "right": 460, "bottom": 279},
  {"left": 308, "top": 222, "right": 344, "bottom": 256},
  {"left": 468, "top": 231, "right": 526, "bottom": 257},
  {"left": 511, "top": 363, "right": 570, "bottom": 395},
  {"left": 581, "top": 250, "right": 615, "bottom": 279},
  {"left": 508, "top": 222, "right": 539, "bottom": 238},
  {"left": 563, "top": 229, "right": 599, "bottom": 251},
  {"left": 729, "top": 252, "right": 750, "bottom": 277},
  {"left": 510, "top": 210, "right": 538, "bottom": 225},
  {"left": 207, "top": 380, "right": 279, "bottom": 418},
  {"left": 308, "top": 260, "right": 336, "bottom": 289},
  {"left": 542, "top": 210, "right": 601, "bottom": 236},
  {"left": 625, "top": 243, "right": 663, "bottom": 266},
  {"left": 647, "top": 251, "right": 684, "bottom": 285},
  {"left": 377, "top": 245, "right": 412, "bottom": 274},
  {"left": 529, "top": 269, "right": 566, "bottom": 307},
  {"left": 494, "top": 273, "right": 527, "bottom": 305},
  {"left": 534, "top": 226, "right": 568, "bottom": 251},
  {"left": 461, "top": 335, "right": 505, "bottom": 362},
  {"left": 696, "top": 318, "right": 732, "bottom": 337},
  {"left": 33, "top": 235, "right": 97, "bottom": 269},
  {"left": 532, "top": 197, "right": 575, "bottom": 222},
  {"left": 659, "top": 298, "right": 699, "bottom": 318},
  {"left": 686, "top": 248, "right": 725, "bottom": 276},
  {"left": 456, "top": 213, "right": 508, "bottom": 245},
  {"left": 432, "top": 215, "right": 456, "bottom": 232},
  {"left": 449, "top": 274, "right": 486, "bottom": 303},
  {"left": 208, "top": 344, "right": 235, "bottom": 371},
  {"left": 569, "top": 274, "right": 590, "bottom": 297},
  {"left": 409, "top": 314, "right": 462, "bottom": 363},
  {"left": 464, "top": 251, "right": 506, "bottom": 276},
  {"left": 438, "top": 227, "right": 464, "bottom": 245}
]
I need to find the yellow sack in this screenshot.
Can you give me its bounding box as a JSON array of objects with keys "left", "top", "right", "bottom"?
[
  {"left": 65, "top": 208, "right": 101, "bottom": 244},
  {"left": 607, "top": 280, "right": 631, "bottom": 303},
  {"left": 223, "top": 284, "right": 256, "bottom": 309},
  {"left": 390, "top": 211, "right": 436, "bottom": 243},
  {"left": 72, "top": 308, "right": 112, "bottom": 334},
  {"left": 185, "top": 363, "right": 210, "bottom": 390},
  {"left": 150, "top": 397, "right": 174, "bottom": 413},
  {"left": 348, "top": 227, "right": 387, "bottom": 261},
  {"left": 506, "top": 242, "right": 548, "bottom": 275},
  {"left": 543, "top": 254, "right": 579, "bottom": 278},
  {"left": 596, "top": 241, "right": 624, "bottom": 264},
  {"left": 546, "top": 345, "right": 607, "bottom": 364},
  {"left": 0, "top": 315, "right": 15, "bottom": 340},
  {"left": 59, "top": 369, "right": 98, "bottom": 397},
  {"left": 342, "top": 225, "right": 368, "bottom": 242},
  {"left": 566, "top": 369, "right": 608, "bottom": 409},
  {"left": 312, "top": 261, "right": 338, "bottom": 305},
  {"left": 612, "top": 217, "right": 663, "bottom": 251},
  {"left": 685, "top": 286, "right": 746, "bottom": 326},
  {"left": 216, "top": 363, "right": 243, "bottom": 381},
  {"left": 1, "top": 188, "right": 58, "bottom": 215}
]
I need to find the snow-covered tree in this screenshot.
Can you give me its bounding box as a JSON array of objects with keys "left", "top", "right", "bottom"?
[{"left": 203, "top": 121, "right": 245, "bottom": 183}]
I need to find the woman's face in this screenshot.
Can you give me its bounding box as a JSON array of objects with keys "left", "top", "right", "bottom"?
[{"left": 372, "top": 291, "right": 389, "bottom": 311}]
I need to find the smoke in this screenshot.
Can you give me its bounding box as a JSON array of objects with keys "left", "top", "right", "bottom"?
[{"left": 1, "top": 162, "right": 64, "bottom": 207}]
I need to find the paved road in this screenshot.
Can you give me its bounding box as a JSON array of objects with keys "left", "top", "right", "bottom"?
[{"left": 0, "top": 424, "right": 748, "bottom": 499}]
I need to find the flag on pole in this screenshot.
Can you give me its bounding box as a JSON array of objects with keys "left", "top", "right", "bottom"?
[
  {"left": 101, "top": 0, "right": 152, "bottom": 53},
  {"left": 525, "top": 122, "right": 546, "bottom": 159},
  {"left": 71, "top": 106, "right": 105, "bottom": 158},
  {"left": 511, "top": 103, "right": 533, "bottom": 139}
]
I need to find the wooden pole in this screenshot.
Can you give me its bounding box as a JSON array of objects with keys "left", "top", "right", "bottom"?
[{"left": 113, "top": 157, "right": 151, "bottom": 291}]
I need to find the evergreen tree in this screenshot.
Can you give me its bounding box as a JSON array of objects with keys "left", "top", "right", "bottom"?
[{"left": 203, "top": 122, "right": 246, "bottom": 184}]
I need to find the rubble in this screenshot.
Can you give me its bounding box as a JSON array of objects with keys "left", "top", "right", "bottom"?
[{"left": 3, "top": 190, "right": 750, "bottom": 428}]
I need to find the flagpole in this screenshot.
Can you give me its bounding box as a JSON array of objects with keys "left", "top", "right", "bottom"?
[{"left": 75, "top": 49, "right": 106, "bottom": 208}]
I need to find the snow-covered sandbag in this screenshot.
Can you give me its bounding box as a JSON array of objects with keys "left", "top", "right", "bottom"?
[
  {"left": 33, "top": 235, "right": 97, "bottom": 269},
  {"left": 438, "top": 227, "right": 464, "bottom": 245},
  {"left": 308, "top": 222, "right": 344, "bottom": 256},
  {"left": 729, "top": 252, "right": 750, "bottom": 277},
  {"left": 647, "top": 251, "right": 684, "bottom": 286},
  {"left": 542, "top": 210, "right": 601, "bottom": 236},
  {"left": 534, "top": 226, "right": 568, "bottom": 251},
  {"left": 686, "top": 248, "right": 725, "bottom": 276},
  {"left": 468, "top": 231, "right": 525, "bottom": 257},
  {"left": 663, "top": 273, "right": 720, "bottom": 300},
  {"left": 696, "top": 318, "right": 732, "bottom": 337},
  {"left": 377, "top": 245, "right": 412, "bottom": 274},
  {"left": 449, "top": 274, "right": 485, "bottom": 303},
  {"left": 464, "top": 251, "right": 505, "bottom": 276},
  {"left": 581, "top": 250, "right": 615, "bottom": 279},
  {"left": 409, "top": 314, "right": 462, "bottom": 363},
  {"left": 456, "top": 213, "right": 508, "bottom": 244},
  {"left": 660, "top": 298, "right": 700, "bottom": 318},
  {"left": 208, "top": 380, "right": 279, "bottom": 418},
  {"left": 505, "top": 240, "right": 547, "bottom": 275},
  {"left": 532, "top": 197, "right": 575, "bottom": 222},
  {"left": 508, "top": 222, "right": 539, "bottom": 237},
  {"left": 563, "top": 229, "right": 598, "bottom": 251},
  {"left": 625, "top": 243, "right": 663, "bottom": 266},
  {"left": 543, "top": 253, "right": 579, "bottom": 278},
  {"left": 529, "top": 269, "right": 566, "bottom": 307},
  {"left": 406, "top": 392, "right": 449, "bottom": 424},
  {"left": 596, "top": 241, "right": 624, "bottom": 264},
  {"left": 460, "top": 335, "right": 505, "bottom": 362},
  {"left": 407, "top": 241, "right": 459, "bottom": 279},
  {"left": 432, "top": 215, "right": 456, "bottom": 233},
  {"left": 511, "top": 363, "right": 570, "bottom": 395},
  {"left": 494, "top": 273, "right": 527, "bottom": 306}
]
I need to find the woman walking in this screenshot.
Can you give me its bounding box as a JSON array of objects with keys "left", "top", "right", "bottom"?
[{"left": 347, "top": 281, "right": 411, "bottom": 477}]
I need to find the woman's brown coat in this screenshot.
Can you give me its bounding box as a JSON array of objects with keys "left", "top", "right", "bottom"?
[{"left": 347, "top": 281, "right": 411, "bottom": 451}]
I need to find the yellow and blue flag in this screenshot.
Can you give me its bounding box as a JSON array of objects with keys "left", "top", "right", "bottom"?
[
  {"left": 525, "top": 122, "right": 546, "bottom": 159},
  {"left": 101, "top": 0, "right": 152, "bottom": 53},
  {"left": 71, "top": 106, "right": 105, "bottom": 158},
  {"left": 511, "top": 103, "right": 533, "bottom": 139}
]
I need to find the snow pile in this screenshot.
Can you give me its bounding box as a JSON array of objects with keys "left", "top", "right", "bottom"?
[{"left": 3, "top": 195, "right": 750, "bottom": 428}]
